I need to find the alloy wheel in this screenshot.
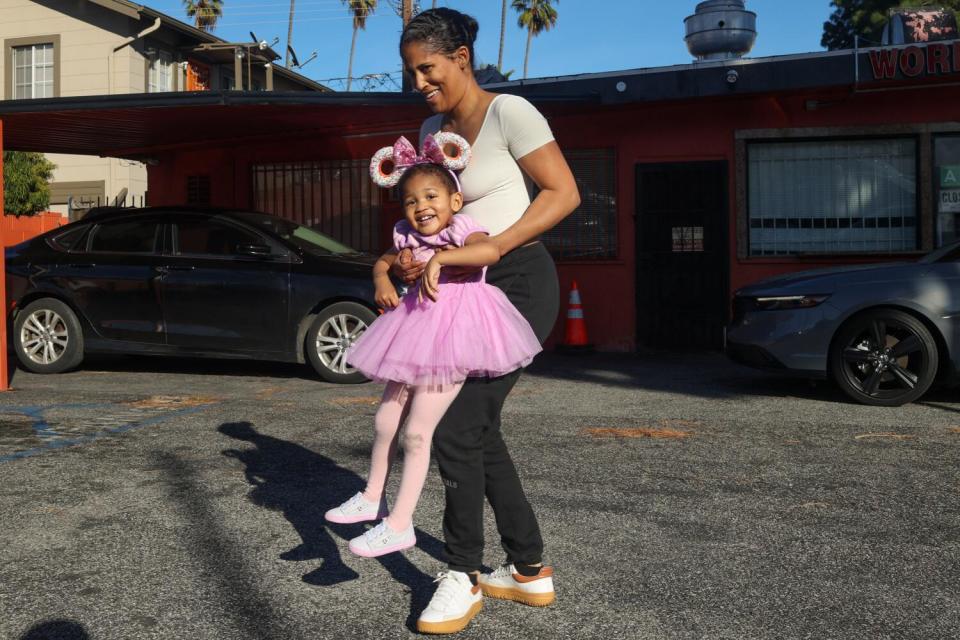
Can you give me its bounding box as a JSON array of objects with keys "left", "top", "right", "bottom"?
[
  {"left": 838, "top": 317, "right": 929, "bottom": 403},
  {"left": 314, "top": 313, "right": 369, "bottom": 375},
  {"left": 19, "top": 309, "right": 69, "bottom": 366}
]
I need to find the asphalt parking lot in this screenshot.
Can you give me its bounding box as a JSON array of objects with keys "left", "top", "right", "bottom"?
[{"left": 1, "top": 352, "right": 958, "bottom": 640}]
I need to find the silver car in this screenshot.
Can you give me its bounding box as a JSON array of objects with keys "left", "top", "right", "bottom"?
[{"left": 726, "top": 242, "right": 960, "bottom": 406}]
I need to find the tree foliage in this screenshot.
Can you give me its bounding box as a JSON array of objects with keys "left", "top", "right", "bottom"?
[
  {"left": 3, "top": 152, "right": 56, "bottom": 216},
  {"left": 822, "top": 0, "right": 960, "bottom": 50},
  {"left": 344, "top": 0, "right": 378, "bottom": 91},
  {"left": 512, "top": 0, "right": 558, "bottom": 79},
  {"left": 183, "top": 0, "right": 223, "bottom": 32}
]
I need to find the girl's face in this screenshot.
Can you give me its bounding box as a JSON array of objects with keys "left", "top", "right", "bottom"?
[
  {"left": 401, "top": 41, "right": 470, "bottom": 114},
  {"left": 402, "top": 172, "right": 463, "bottom": 237}
]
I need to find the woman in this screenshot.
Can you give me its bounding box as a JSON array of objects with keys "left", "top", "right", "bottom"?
[{"left": 396, "top": 8, "right": 580, "bottom": 635}]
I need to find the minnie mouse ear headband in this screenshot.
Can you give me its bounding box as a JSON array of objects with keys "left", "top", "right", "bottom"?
[{"left": 369, "top": 132, "right": 472, "bottom": 190}]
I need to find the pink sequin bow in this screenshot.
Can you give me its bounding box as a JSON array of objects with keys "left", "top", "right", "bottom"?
[{"left": 392, "top": 134, "right": 445, "bottom": 170}]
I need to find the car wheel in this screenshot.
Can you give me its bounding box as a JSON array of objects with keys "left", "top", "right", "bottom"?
[
  {"left": 305, "top": 301, "right": 377, "bottom": 384},
  {"left": 13, "top": 298, "right": 85, "bottom": 374},
  {"left": 829, "top": 308, "right": 938, "bottom": 406}
]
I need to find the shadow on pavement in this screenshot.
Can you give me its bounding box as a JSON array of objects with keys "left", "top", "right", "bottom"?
[
  {"left": 526, "top": 351, "right": 851, "bottom": 402},
  {"left": 218, "top": 422, "right": 445, "bottom": 632},
  {"left": 19, "top": 619, "right": 90, "bottom": 640}
]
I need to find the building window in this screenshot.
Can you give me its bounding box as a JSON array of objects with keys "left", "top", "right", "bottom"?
[
  {"left": 148, "top": 51, "right": 174, "bottom": 92},
  {"left": 187, "top": 175, "right": 211, "bottom": 205},
  {"left": 748, "top": 139, "right": 917, "bottom": 255},
  {"left": 541, "top": 148, "right": 617, "bottom": 260},
  {"left": 935, "top": 135, "right": 960, "bottom": 247},
  {"left": 252, "top": 160, "right": 379, "bottom": 252},
  {"left": 13, "top": 42, "right": 54, "bottom": 99}
]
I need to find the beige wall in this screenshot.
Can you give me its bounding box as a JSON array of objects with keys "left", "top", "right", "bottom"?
[{"left": 0, "top": 0, "right": 157, "bottom": 212}]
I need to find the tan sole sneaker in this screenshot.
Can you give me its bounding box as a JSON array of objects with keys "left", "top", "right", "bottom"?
[
  {"left": 416, "top": 600, "right": 482, "bottom": 634},
  {"left": 480, "top": 583, "right": 555, "bottom": 607},
  {"left": 479, "top": 565, "right": 556, "bottom": 607}
]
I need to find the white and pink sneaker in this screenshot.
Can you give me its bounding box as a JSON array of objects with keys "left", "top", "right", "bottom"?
[
  {"left": 348, "top": 520, "right": 416, "bottom": 557},
  {"left": 324, "top": 492, "right": 388, "bottom": 524},
  {"left": 478, "top": 564, "right": 555, "bottom": 607}
]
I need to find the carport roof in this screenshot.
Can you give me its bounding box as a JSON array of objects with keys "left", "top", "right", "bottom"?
[
  {"left": 0, "top": 91, "right": 436, "bottom": 158},
  {"left": 0, "top": 90, "right": 595, "bottom": 159}
]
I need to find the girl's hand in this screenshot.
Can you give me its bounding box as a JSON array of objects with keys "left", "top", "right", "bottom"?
[
  {"left": 375, "top": 281, "right": 400, "bottom": 309},
  {"left": 391, "top": 248, "right": 425, "bottom": 284},
  {"left": 419, "top": 257, "right": 442, "bottom": 303}
]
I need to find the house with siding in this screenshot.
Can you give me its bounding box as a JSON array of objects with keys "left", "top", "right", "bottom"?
[{"left": 0, "top": 0, "right": 328, "bottom": 217}]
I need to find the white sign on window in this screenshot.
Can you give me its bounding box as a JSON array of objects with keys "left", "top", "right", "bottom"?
[{"left": 940, "top": 189, "right": 960, "bottom": 213}]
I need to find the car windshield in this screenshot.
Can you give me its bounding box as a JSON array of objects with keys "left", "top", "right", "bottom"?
[
  {"left": 919, "top": 240, "right": 960, "bottom": 263},
  {"left": 232, "top": 212, "right": 356, "bottom": 255}
]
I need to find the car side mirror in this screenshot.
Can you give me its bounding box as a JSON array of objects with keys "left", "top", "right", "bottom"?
[{"left": 236, "top": 243, "right": 272, "bottom": 257}]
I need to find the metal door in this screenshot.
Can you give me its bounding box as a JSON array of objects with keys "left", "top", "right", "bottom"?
[{"left": 635, "top": 161, "right": 729, "bottom": 349}]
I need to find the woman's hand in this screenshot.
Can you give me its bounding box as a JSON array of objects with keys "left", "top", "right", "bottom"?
[
  {"left": 375, "top": 279, "right": 400, "bottom": 309},
  {"left": 419, "top": 256, "right": 443, "bottom": 303},
  {"left": 390, "top": 248, "right": 425, "bottom": 284}
]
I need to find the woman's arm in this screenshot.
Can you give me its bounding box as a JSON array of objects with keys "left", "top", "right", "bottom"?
[
  {"left": 373, "top": 250, "right": 400, "bottom": 309},
  {"left": 490, "top": 141, "right": 581, "bottom": 256},
  {"left": 420, "top": 233, "right": 499, "bottom": 301}
]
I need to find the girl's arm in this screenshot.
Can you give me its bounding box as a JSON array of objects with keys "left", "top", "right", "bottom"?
[
  {"left": 490, "top": 141, "right": 581, "bottom": 256},
  {"left": 420, "top": 233, "right": 499, "bottom": 301},
  {"left": 374, "top": 250, "right": 400, "bottom": 309}
]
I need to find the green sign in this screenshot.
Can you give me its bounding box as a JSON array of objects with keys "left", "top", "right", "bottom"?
[{"left": 941, "top": 165, "right": 960, "bottom": 188}]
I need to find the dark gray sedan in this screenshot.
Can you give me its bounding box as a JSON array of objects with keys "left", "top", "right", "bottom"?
[
  {"left": 726, "top": 243, "right": 960, "bottom": 406},
  {"left": 5, "top": 207, "right": 380, "bottom": 383}
]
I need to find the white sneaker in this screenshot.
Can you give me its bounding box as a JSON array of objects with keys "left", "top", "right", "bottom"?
[
  {"left": 417, "top": 571, "right": 483, "bottom": 635},
  {"left": 348, "top": 520, "right": 416, "bottom": 558},
  {"left": 324, "top": 492, "right": 387, "bottom": 524},
  {"left": 478, "top": 564, "right": 555, "bottom": 607}
]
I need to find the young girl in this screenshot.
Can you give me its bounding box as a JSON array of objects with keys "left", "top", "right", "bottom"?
[{"left": 325, "top": 134, "right": 541, "bottom": 559}]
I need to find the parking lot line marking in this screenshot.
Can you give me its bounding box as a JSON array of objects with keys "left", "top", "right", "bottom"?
[
  {"left": 0, "top": 402, "right": 217, "bottom": 464},
  {"left": 853, "top": 432, "right": 915, "bottom": 440}
]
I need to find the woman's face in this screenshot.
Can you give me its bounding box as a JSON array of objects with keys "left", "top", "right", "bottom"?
[
  {"left": 401, "top": 41, "right": 469, "bottom": 114},
  {"left": 401, "top": 172, "right": 463, "bottom": 237}
]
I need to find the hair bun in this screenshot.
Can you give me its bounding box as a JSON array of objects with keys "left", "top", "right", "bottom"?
[{"left": 460, "top": 14, "right": 479, "bottom": 44}]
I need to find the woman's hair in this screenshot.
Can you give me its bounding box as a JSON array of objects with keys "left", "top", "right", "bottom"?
[
  {"left": 398, "top": 163, "right": 459, "bottom": 196},
  {"left": 400, "top": 8, "right": 479, "bottom": 70}
]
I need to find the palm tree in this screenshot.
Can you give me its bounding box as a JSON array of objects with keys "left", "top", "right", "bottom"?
[
  {"left": 498, "top": 0, "right": 507, "bottom": 71},
  {"left": 183, "top": 0, "right": 223, "bottom": 32},
  {"left": 344, "top": 0, "right": 378, "bottom": 91},
  {"left": 512, "top": 0, "right": 558, "bottom": 79}
]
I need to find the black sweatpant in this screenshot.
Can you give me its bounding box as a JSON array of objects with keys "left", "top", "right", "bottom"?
[{"left": 433, "top": 241, "right": 560, "bottom": 573}]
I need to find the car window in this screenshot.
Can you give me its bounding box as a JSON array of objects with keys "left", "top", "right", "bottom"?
[
  {"left": 49, "top": 225, "right": 89, "bottom": 251},
  {"left": 88, "top": 219, "right": 160, "bottom": 254},
  {"left": 174, "top": 218, "right": 263, "bottom": 257}
]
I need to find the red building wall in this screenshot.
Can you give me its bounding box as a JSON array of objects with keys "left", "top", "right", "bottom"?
[{"left": 148, "top": 80, "right": 960, "bottom": 351}]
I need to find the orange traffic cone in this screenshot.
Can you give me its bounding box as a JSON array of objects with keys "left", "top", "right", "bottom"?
[{"left": 559, "top": 280, "right": 593, "bottom": 352}]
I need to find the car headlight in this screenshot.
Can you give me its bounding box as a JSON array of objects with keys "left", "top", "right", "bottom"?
[{"left": 752, "top": 295, "right": 830, "bottom": 311}]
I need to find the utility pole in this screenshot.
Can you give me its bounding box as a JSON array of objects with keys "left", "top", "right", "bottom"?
[
  {"left": 285, "top": 0, "right": 296, "bottom": 67},
  {"left": 401, "top": 0, "right": 414, "bottom": 92}
]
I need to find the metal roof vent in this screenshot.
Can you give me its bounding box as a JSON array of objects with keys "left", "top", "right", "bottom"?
[{"left": 684, "top": 0, "right": 757, "bottom": 61}]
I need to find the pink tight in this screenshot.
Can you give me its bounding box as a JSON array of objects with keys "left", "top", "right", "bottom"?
[{"left": 362, "top": 381, "right": 463, "bottom": 532}]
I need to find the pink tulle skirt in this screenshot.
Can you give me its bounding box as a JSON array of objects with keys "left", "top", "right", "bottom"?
[{"left": 346, "top": 280, "right": 542, "bottom": 386}]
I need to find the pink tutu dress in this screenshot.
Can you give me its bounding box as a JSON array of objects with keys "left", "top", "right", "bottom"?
[{"left": 346, "top": 214, "right": 542, "bottom": 386}]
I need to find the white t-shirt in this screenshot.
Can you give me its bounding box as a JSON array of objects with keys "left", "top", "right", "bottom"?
[{"left": 419, "top": 93, "right": 554, "bottom": 236}]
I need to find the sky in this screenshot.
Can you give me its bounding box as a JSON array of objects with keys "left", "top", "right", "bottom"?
[{"left": 147, "top": 0, "right": 836, "bottom": 91}]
